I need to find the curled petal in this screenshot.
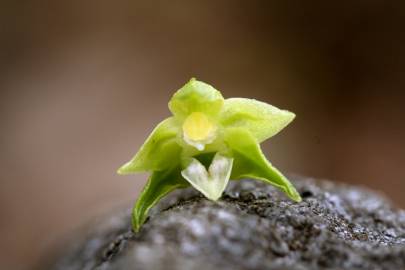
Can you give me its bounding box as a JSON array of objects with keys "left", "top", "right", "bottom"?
[
  {"left": 132, "top": 167, "right": 189, "bottom": 231},
  {"left": 118, "top": 117, "right": 181, "bottom": 174},
  {"left": 224, "top": 127, "right": 301, "bottom": 202}
]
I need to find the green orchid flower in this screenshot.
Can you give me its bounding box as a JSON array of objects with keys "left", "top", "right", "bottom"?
[{"left": 118, "top": 78, "right": 301, "bottom": 232}]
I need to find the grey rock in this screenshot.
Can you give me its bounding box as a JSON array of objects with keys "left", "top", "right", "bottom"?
[{"left": 45, "top": 177, "right": 405, "bottom": 270}]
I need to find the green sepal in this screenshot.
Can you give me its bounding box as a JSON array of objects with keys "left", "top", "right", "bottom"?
[
  {"left": 224, "top": 127, "right": 301, "bottom": 202},
  {"left": 220, "top": 98, "right": 295, "bottom": 143},
  {"left": 169, "top": 78, "right": 224, "bottom": 120},
  {"left": 132, "top": 167, "right": 190, "bottom": 232},
  {"left": 117, "top": 117, "right": 181, "bottom": 174}
]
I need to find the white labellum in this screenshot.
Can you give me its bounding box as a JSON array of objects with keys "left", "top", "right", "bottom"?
[{"left": 181, "top": 153, "right": 233, "bottom": 201}]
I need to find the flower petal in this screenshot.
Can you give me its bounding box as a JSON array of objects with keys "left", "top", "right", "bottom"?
[
  {"left": 132, "top": 167, "right": 189, "bottom": 231},
  {"left": 220, "top": 98, "right": 295, "bottom": 143},
  {"left": 224, "top": 127, "right": 302, "bottom": 202},
  {"left": 208, "top": 153, "right": 233, "bottom": 198},
  {"left": 181, "top": 153, "right": 233, "bottom": 201},
  {"left": 169, "top": 78, "right": 224, "bottom": 120},
  {"left": 117, "top": 117, "right": 181, "bottom": 174}
]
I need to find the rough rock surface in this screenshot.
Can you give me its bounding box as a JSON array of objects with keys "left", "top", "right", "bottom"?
[{"left": 46, "top": 177, "right": 405, "bottom": 270}]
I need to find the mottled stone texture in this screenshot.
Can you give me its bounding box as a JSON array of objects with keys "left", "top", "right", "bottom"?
[{"left": 47, "top": 177, "right": 405, "bottom": 270}]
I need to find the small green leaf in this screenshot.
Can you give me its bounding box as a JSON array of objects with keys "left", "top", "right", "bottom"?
[
  {"left": 118, "top": 117, "right": 181, "bottom": 174},
  {"left": 224, "top": 127, "right": 301, "bottom": 202},
  {"left": 220, "top": 98, "right": 295, "bottom": 143},
  {"left": 132, "top": 167, "right": 189, "bottom": 231},
  {"left": 169, "top": 78, "right": 224, "bottom": 120}
]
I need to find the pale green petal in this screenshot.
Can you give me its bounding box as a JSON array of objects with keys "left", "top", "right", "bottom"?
[
  {"left": 169, "top": 78, "right": 224, "bottom": 120},
  {"left": 181, "top": 153, "right": 233, "bottom": 201},
  {"left": 132, "top": 167, "right": 189, "bottom": 231},
  {"left": 224, "top": 127, "right": 301, "bottom": 202},
  {"left": 117, "top": 117, "right": 181, "bottom": 174},
  {"left": 220, "top": 98, "right": 295, "bottom": 143}
]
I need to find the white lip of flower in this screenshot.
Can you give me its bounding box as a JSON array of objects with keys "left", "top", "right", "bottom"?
[
  {"left": 181, "top": 153, "right": 233, "bottom": 201},
  {"left": 182, "top": 112, "right": 217, "bottom": 151}
]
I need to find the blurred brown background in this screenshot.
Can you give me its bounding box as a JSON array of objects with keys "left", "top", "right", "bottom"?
[{"left": 1, "top": 1, "right": 405, "bottom": 269}]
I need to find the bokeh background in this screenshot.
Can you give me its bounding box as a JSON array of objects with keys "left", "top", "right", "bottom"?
[{"left": 1, "top": 1, "right": 405, "bottom": 269}]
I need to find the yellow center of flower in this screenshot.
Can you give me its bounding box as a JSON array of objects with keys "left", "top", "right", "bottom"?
[{"left": 182, "top": 112, "right": 215, "bottom": 142}]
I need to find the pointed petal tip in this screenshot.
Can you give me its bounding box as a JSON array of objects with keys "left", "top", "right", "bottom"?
[
  {"left": 117, "top": 162, "right": 136, "bottom": 175},
  {"left": 117, "top": 167, "right": 128, "bottom": 175},
  {"left": 288, "top": 187, "right": 302, "bottom": 202},
  {"left": 290, "top": 111, "right": 296, "bottom": 119},
  {"left": 284, "top": 110, "right": 296, "bottom": 121},
  {"left": 292, "top": 194, "right": 302, "bottom": 203}
]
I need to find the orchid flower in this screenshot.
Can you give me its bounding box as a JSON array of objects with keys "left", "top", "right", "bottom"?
[{"left": 118, "top": 78, "right": 301, "bottom": 231}]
